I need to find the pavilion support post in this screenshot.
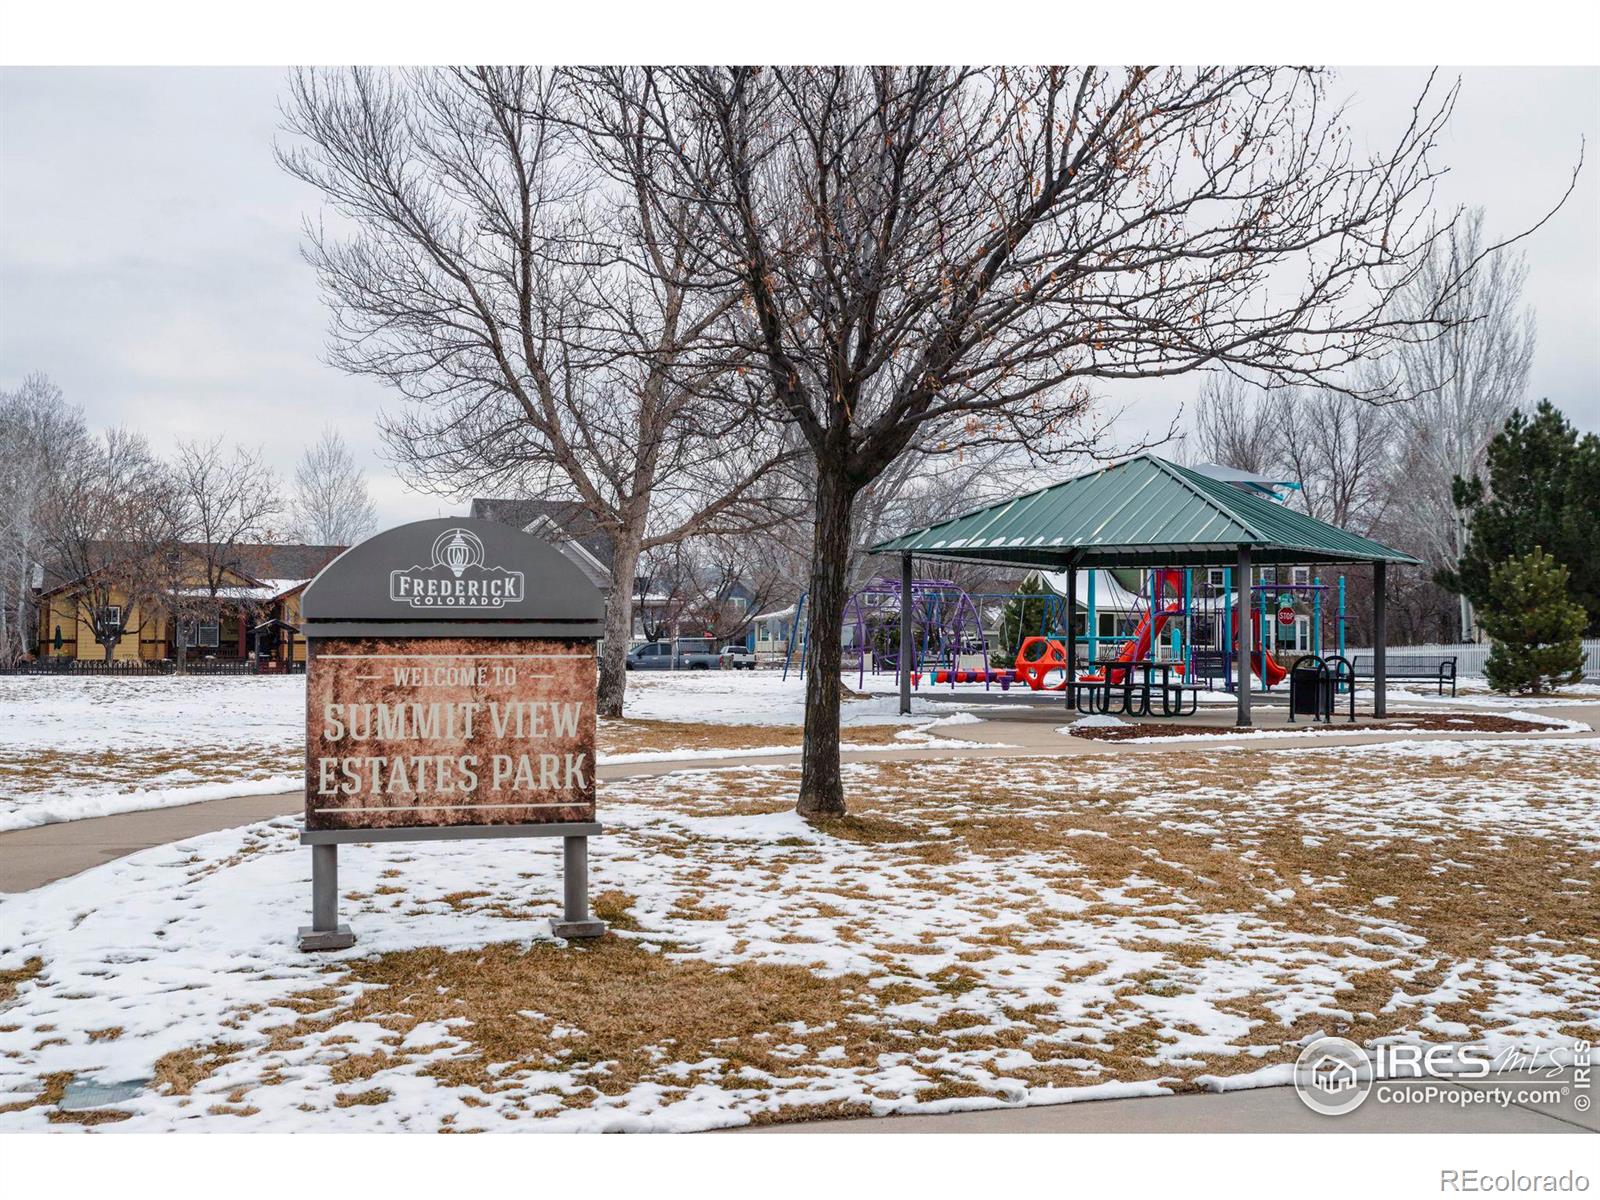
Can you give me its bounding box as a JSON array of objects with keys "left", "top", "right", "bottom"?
[
  {"left": 898, "top": 553, "right": 913, "bottom": 716},
  {"left": 1373, "top": 560, "right": 1388, "bottom": 718},
  {"left": 1236, "top": 545, "right": 1253, "bottom": 728},
  {"left": 1065, "top": 566, "right": 1078, "bottom": 708}
]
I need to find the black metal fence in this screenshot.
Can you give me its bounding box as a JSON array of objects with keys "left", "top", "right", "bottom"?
[{"left": 0, "top": 658, "right": 305, "bottom": 677}]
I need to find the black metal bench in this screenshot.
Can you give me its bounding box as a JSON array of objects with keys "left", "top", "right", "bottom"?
[
  {"left": 1349, "top": 653, "right": 1457, "bottom": 696},
  {"left": 1187, "top": 650, "right": 1228, "bottom": 685}
]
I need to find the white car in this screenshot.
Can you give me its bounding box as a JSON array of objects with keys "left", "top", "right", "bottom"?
[{"left": 722, "top": 645, "right": 757, "bottom": 670}]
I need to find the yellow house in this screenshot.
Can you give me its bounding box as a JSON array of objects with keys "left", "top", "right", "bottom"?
[{"left": 35, "top": 543, "right": 344, "bottom": 670}]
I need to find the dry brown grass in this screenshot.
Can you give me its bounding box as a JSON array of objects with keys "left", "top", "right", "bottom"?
[
  {"left": 597, "top": 718, "right": 905, "bottom": 757},
  {"left": 0, "top": 957, "right": 43, "bottom": 1006},
  {"left": 0, "top": 744, "right": 298, "bottom": 799},
  {"left": 10, "top": 739, "right": 1590, "bottom": 1130}
]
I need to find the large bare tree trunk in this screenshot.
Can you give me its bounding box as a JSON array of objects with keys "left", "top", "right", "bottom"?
[
  {"left": 797, "top": 462, "right": 854, "bottom": 818},
  {"left": 598, "top": 527, "right": 644, "bottom": 719}
]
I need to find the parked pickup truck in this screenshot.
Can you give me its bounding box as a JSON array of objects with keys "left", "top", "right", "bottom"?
[
  {"left": 722, "top": 644, "right": 757, "bottom": 670},
  {"left": 625, "top": 639, "right": 724, "bottom": 670}
]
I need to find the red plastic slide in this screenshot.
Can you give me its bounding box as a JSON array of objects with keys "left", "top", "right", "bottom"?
[
  {"left": 1228, "top": 609, "right": 1289, "bottom": 686},
  {"left": 1078, "top": 569, "right": 1186, "bottom": 686},
  {"left": 1254, "top": 647, "right": 1289, "bottom": 687}
]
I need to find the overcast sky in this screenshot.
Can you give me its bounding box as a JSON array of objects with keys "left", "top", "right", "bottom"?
[{"left": 2, "top": 66, "right": 1595, "bottom": 532}]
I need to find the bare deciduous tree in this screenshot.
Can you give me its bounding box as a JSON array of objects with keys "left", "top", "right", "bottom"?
[
  {"left": 0, "top": 373, "right": 86, "bottom": 665},
  {"left": 289, "top": 426, "right": 377, "bottom": 546},
  {"left": 1276, "top": 389, "right": 1396, "bottom": 534},
  {"left": 172, "top": 438, "right": 282, "bottom": 670},
  {"left": 612, "top": 65, "right": 1553, "bottom": 815},
  {"left": 41, "top": 428, "right": 181, "bottom": 662},
  {"left": 1378, "top": 209, "right": 1537, "bottom": 640},
  {"left": 278, "top": 67, "right": 799, "bottom": 717},
  {"left": 1191, "top": 376, "right": 1279, "bottom": 476}
]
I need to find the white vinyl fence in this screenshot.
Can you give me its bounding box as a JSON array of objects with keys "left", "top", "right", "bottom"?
[{"left": 1340, "top": 639, "right": 1600, "bottom": 680}]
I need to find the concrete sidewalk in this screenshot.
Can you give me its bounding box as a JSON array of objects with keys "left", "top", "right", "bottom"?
[{"left": 727, "top": 1075, "right": 1597, "bottom": 1135}]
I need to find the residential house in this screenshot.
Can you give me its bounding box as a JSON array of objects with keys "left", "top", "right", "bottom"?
[
  {"left": 467, "top": 499, "right": 615, "bottom": 593},
  {"left": 34, "top": 542, "right": 344, "bottom": 669}
]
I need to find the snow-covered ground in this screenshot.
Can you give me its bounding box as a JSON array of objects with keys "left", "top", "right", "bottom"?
[
  {"left": 0, "top": 672, "right": 982, "bottom": 832},
  {"left": 5, "top": 669, "right": 1591, "bottom": 832},
  {"left": 2, "top": 738, "right": 1593, "bottom": 1132},
  {"left": 0, "top": 675, "right": 305, "bottom": 755},
  {"left": 0, "top": 676, "right": 305, "bottom": 832}
]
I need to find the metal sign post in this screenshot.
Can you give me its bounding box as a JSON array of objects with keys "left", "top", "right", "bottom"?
[{"left": 295, "top": 518, "right": 608, "bottom": 952}]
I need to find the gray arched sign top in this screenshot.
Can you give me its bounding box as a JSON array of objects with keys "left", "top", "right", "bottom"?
[{"left": 302, "top": 517, "right": 604, "bottom": 639}]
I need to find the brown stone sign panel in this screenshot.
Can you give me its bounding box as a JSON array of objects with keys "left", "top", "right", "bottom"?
[{"left": 306, "top": 635, "right": 596, "bottom": 831}]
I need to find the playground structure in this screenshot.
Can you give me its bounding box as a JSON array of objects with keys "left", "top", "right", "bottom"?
[
  {"left": 780, "top": 564, "right": 1351, "bottom": 696},
  {"left": 870, "top": 455, "right": 1419, "bottom": 727},
  {"left": 782, "top": 575, "right": 1000, "bottom": 688},
  {"left": 1013, "top": 567, "right": 1350, "bottom": 694}
]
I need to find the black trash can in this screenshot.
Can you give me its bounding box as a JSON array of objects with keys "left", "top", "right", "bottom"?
[{"left": 1289, "top": 657, "right": 1333, "bottom": 719}]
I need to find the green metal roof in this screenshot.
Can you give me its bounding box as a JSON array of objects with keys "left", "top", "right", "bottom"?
[{"left": 871, "top": 455, "right": 1420, "bottom": 570}]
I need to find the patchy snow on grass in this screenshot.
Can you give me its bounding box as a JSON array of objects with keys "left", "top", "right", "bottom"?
[
  {"left": 0, "top": 675, "right": 306, "bottom": 756},
  {"left": 1387, "top": 684, "right": 1600, "bottom": 709},
  {"left": 623, "top": 670, "right": 972, "bottom": 727},
  {"left": 0, "top": 775, "right": 302, "bottom": 833},
  {"left": 2, "top": 739, "right": 1593, "bottom": 1132},
  {"left": 0, "top": 676, "right": 306, "bottom": 833},
  {"left": 1, "top": 672, "right": 989, "bottom": 831}
]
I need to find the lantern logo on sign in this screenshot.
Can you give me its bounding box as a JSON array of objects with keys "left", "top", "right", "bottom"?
[
  {"left": 389, "top": 527, "right": 525, "bottom": 609},
  {"left": 433, "top": 528, "right": 483, "bottom": 578}
]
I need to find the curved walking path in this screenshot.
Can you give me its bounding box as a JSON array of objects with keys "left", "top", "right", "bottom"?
[
  {"left": 723, "top": 1073, "right": 1597, "bottom": 1134},
  {"left": 4, "top": 699, "right": 1595, "bottom": 894}
]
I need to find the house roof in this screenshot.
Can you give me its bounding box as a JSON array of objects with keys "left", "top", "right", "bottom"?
[
  {"left": 233, "top": 544, "right": 345, "bottom": 582},
  {"left": 871, "top": 454, "right": 1419, "bottom": 570},
  {"left": 36, "top": 543, "right": 346, "bottom": 600},
  {"left": 1188, "top": 461, "right": 1302, "bottom": 498},
  {"left": 469, "top": 499, "right": 616, "bottom": 568}
]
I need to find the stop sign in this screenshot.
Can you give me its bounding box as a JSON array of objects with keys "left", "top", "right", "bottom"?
[{"left": 1277, "top": 605, "right": 1295, "bottom": 626}]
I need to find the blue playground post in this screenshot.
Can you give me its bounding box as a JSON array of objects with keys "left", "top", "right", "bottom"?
[
  {"left": 1222, "top": 567, "right": 1234, "bottom": 691},
  {"left": 1168, "top": 570, "right": 1182, "bottom": 659},
  {"left": 781, "top": 592, "right": 807, "bottom": 682},
  {"left": 1338, "top": 574, "right": 1346, "bottom": 659},
  {"left": 1181, "top": 569, "right": 1193, "bottom": 674},
  {"left": 1312, "top": 575, "right": 1322, "bottom": 657},
  {"left": 1087, "top": 571, "right": 1098, "bottom": 666}
]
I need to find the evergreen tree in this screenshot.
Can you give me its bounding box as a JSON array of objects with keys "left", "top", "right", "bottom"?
[
  {"left": 1480, "top": 549, "right": 1586, "bottom": 694},
  {"left": 992, "top": 573, "right": 1061, "bottom": 668},
  {"left": 1442, "top": 401, "right": 1600, "bottom": 635}
]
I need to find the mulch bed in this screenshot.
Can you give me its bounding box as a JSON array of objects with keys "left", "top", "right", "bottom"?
[{"left": 1070, "top": 711, "right": 1567, "bottom": 741}]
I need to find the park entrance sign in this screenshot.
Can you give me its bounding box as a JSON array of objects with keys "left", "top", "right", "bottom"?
[{"left": 296, "top": 518, "right": 607, "bottom": 951}]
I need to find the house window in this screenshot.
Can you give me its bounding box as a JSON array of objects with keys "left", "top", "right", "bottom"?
[
  {"left": 1290, "top": 566, "right": 1311, "bottom": 585},
  {"left": 185, "top": 618, "right": 220, "bottom": 648},
  {"left": 1207, "top": 568, "right": 1227, "bottom": 592},
  {"left": 96, "top": 606, "right": 122, "bottom": 633}
]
